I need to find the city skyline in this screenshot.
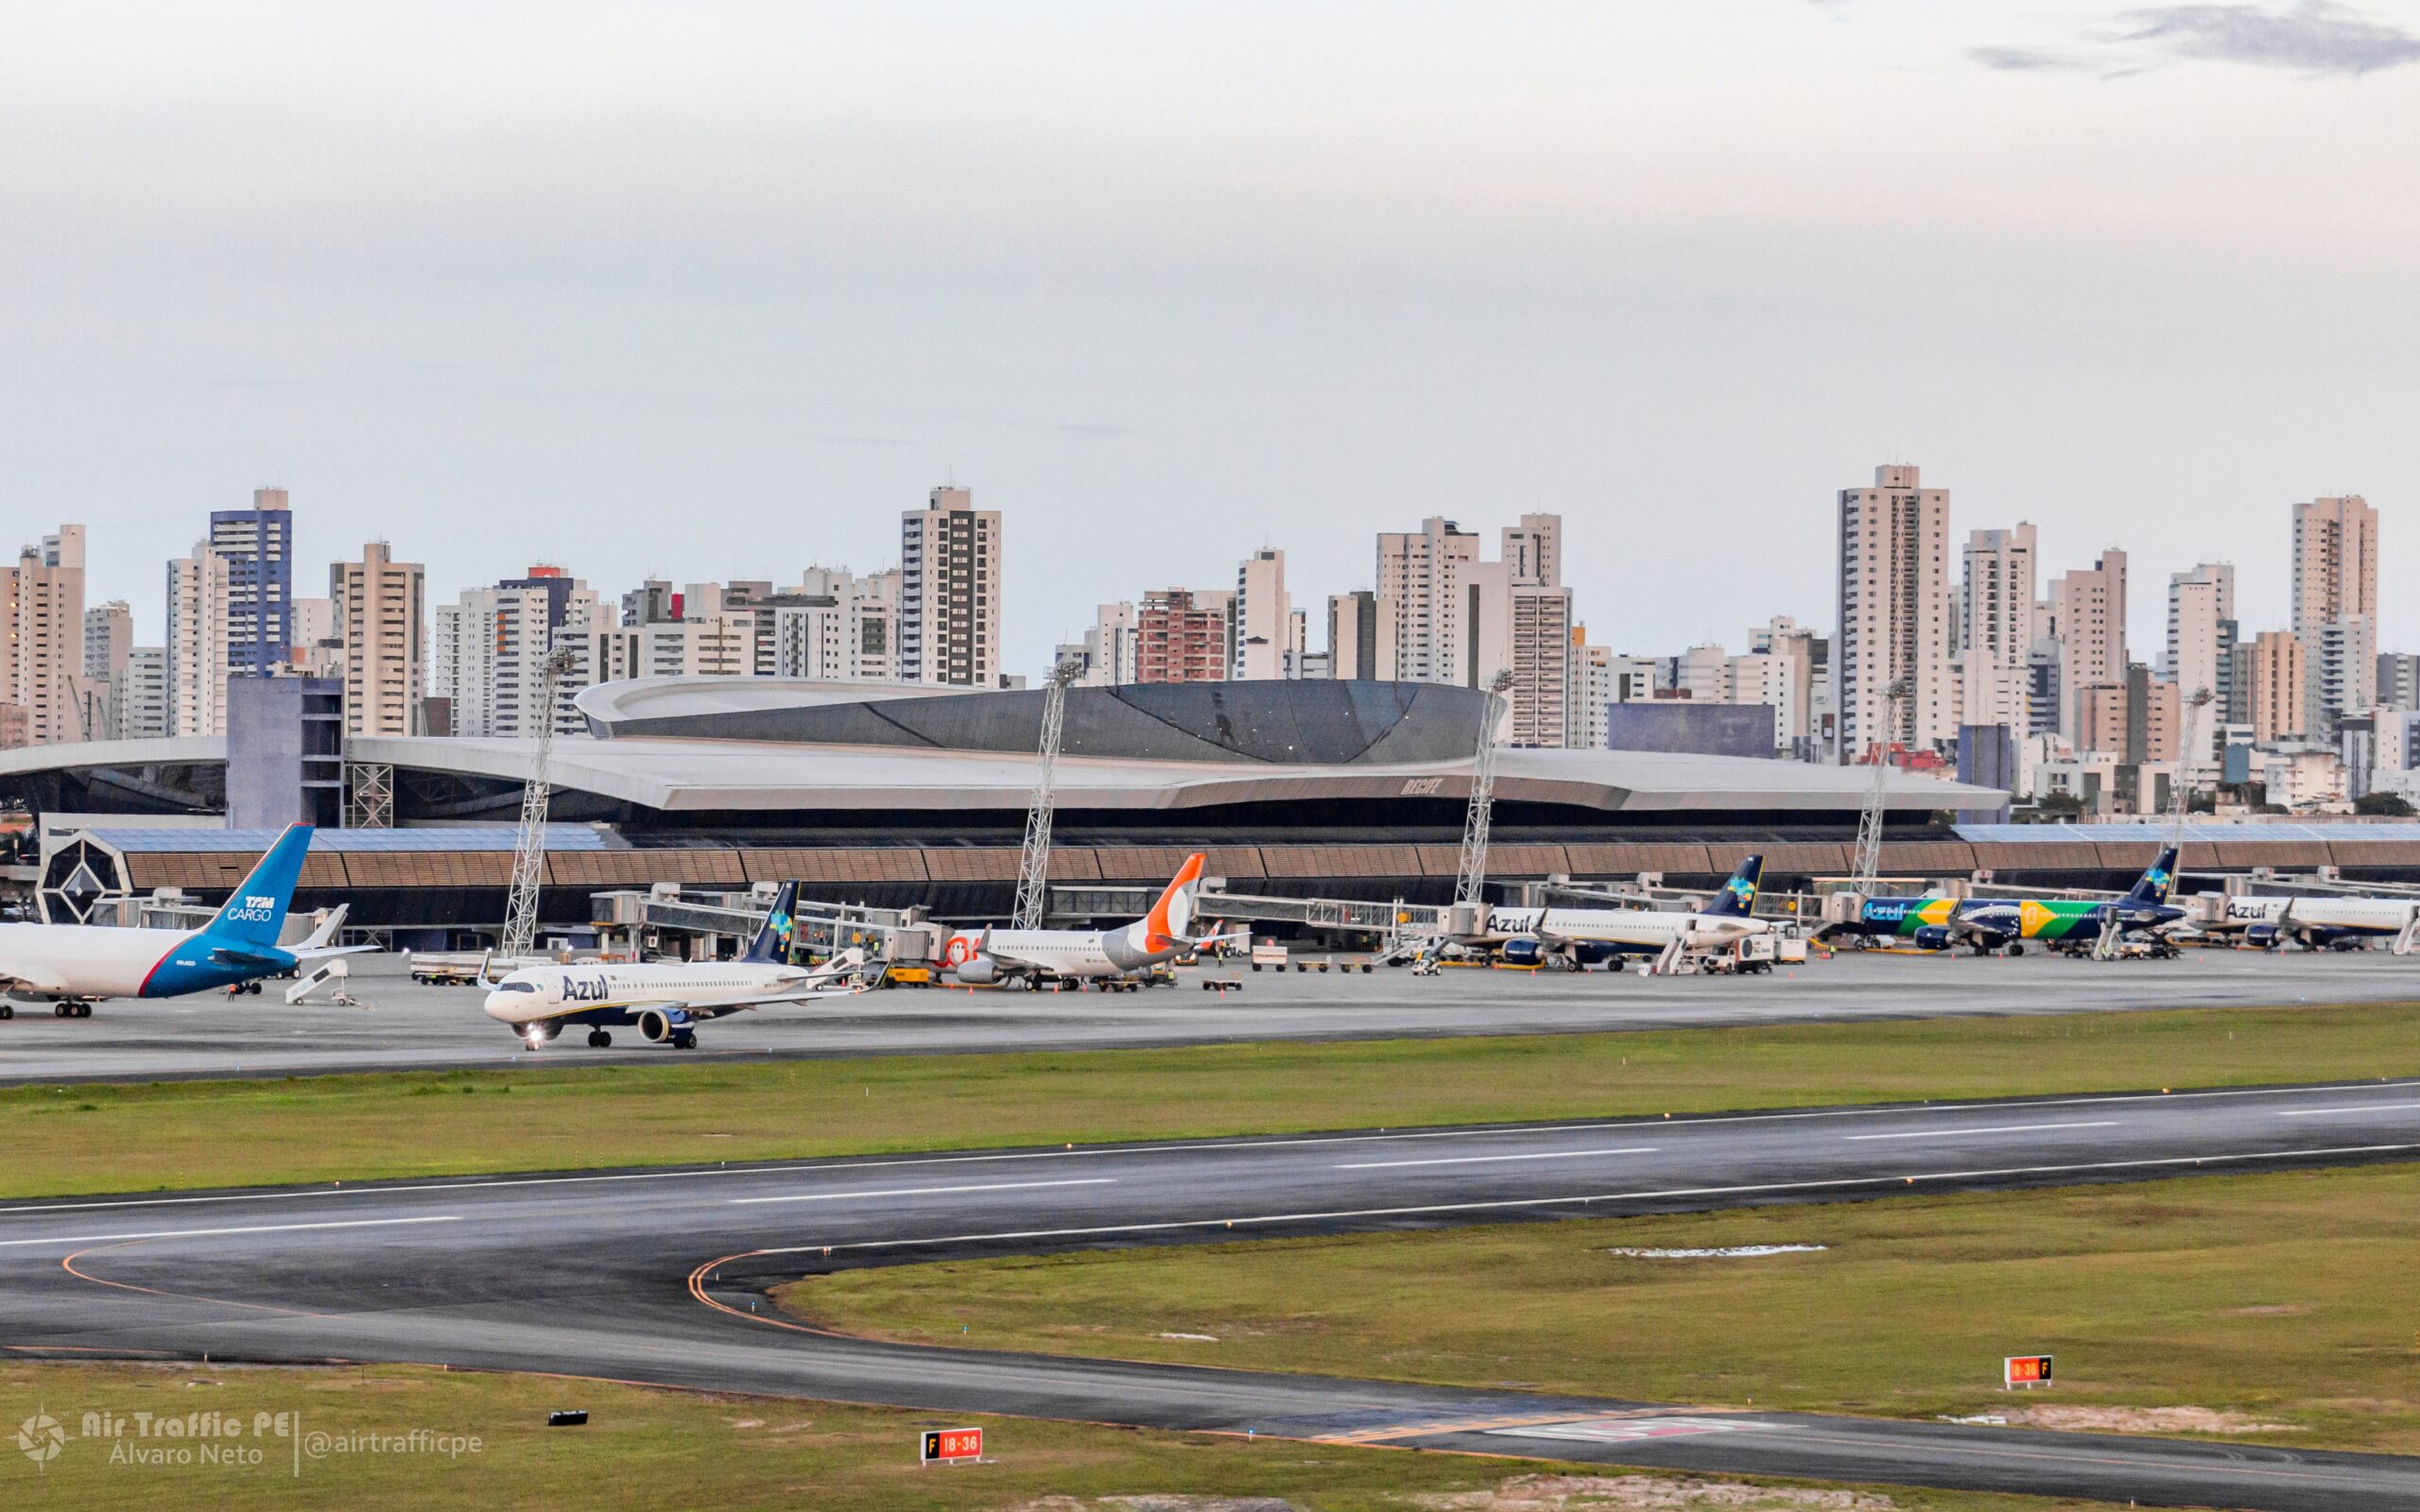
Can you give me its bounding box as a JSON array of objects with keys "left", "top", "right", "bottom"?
[{"left": 6, "top": 4, "right": 2415, "bottom": 678}]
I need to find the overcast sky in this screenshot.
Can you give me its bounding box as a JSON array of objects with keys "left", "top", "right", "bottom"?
[{"left": 4, "top": 1, "right": 2413, "bottom": 674}]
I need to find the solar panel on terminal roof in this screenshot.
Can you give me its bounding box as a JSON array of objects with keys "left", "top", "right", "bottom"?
[
  {"left": 1954, "top": 822, "right": 2420, "bottom": 844},
  {"left": 80, "top": 825, "right": 619, "bottom": 852}
]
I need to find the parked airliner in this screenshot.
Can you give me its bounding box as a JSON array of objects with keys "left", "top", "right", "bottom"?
[
  {"left": 0, "top": 823, "right": 367, "bottom": 1018},
  {"left": 483, "top": 884, "right": 877, "bottom": 1049},
  {"left": 939, "top": 853, "right": 1206, "bottom": 988},
  {"left": 1483, "top": 855, "right": 1768, "bottom": 968},
  {"left": 2200, "top": 891, "right": 2420, "bottom": 953}
]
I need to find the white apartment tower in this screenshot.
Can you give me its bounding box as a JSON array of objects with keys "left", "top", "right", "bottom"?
[
  {"left": 2165, "top": 563, "right": 2235, "bottom": 701},
  {"left": 1503, "top": 514, "right": 1571, "bottom": 747},
  {"left": 1233, "top": 549, "right": 1295, "bottom": 681},
  {"left": 899, "top": 486, "right": 1002, "bottom": 687},
  {"left": 1079, "top": 601, "right": 1139, "bottom": 686},
  {"left": 1835, "top": 465, "right": 1954, "bottom": 759},
  {"left": 1327, "top": 592, "right": 1378, "bottom": 681},
  {"left": 165, "top": 541, "right": 232, "bottom": 738},
  {"left": 82, "top": 599, "right": 132, "bottom": 741},
  {"left": 332, "top": 541, "right": 426, "bottom": 737},
  {"left": 432, "top": 575, "right": 606, "bottom": 738},
  {"left": 1376, "top": 517, "right": 1494, "bottom": 685},
  {"left": 1958, "top": 524, "right": 2037, "bottom": 734}
]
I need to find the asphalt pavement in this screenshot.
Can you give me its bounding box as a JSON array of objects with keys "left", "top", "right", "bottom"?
[
  {"left": 7, "top": 1080, "right": 2420, "bottom": 1506},
  {"left": 2, "top": 944, "right": 2414, "bottom": 1086}
]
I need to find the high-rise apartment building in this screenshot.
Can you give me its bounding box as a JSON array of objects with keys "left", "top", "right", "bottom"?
[
  {"left": 2379, "top": 652, "right": 2420, "bottom": 712},
  {"left": 80, "top": 599, "right": 131, "bottom": 741},
  {"left": 2049, "top": 549, "right": 2127, "bottom": 736},
  {"left": 2165, "top": 562, "right": 2234, "bottom": 698},
  {"left": 1959, "top": 524, "right": 2037, "bottom": 733},
  {"left": 899, "top": 486, "right": 1002, "bottom": 687},
  {"left": 1377, "top": 517, "right": 1496, "bottom": 685},
  {"left": 1835, "top": 464, "right": 1953, "bottom": 759},
  {"left": 2314, "top": 614, "right": 2377, "bottom": 735},
  {"left": 433, "top": 570, "right": 606, "bottom": 738},
  {"left": 1233, "top": 549, "right": 1295, "bottom": 680},
  {"left": 764, "top": 568, "right": 902, "bottom": 683},
  {"left": 1078, "top": 601, "right": 1139, "bottom": 686},
  {"left": 210, "top": 487, "right": 294, "bottom": 676},
  {"left": 2292, "top": 494, "right": 2377, "bottom": 644},
  {"left": 332, "top": 541, "right": 426, "bottom": 736},
  {"left": 1135, "top": 589, "right": 1228, "bottom": 684},
  {"left": 1327, "top": 592, "right": 1378, "bottom": 681},
  {"left": 164, "top": 540, "right": 231, "bottom": 737},
  {"left": 1499, "top": 514, "right": 1562, "bottom": 592},
  {"left": 120, "top": 647, "right": 169, "bottom": 740},
  {"left": 2244, "top": 629, "right": 2308, "bottom": 745},
  {"left": 2, "top": 526, "right": 88, "bottom": 745},
  {"left": 1506, "top": 584, "right": 1572, "bottom": 746}
]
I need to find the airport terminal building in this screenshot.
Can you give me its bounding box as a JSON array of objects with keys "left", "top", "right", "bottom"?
[{"left": 6, "top": 677, "right": 2410, "bottom": 940}]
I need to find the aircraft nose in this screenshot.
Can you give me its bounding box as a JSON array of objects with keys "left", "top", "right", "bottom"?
[{"left": 481, "top": 990, "right": 517, "bottom": 1022}]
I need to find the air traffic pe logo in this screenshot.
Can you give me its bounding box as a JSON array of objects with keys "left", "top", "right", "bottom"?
[{"left": 18, "top": 1412, "right": 65, "bottom": 1468}]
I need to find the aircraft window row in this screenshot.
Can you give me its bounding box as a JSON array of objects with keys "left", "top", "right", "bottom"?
[{"left": 496, "top": 981, "right": 538, "bottom": 993}]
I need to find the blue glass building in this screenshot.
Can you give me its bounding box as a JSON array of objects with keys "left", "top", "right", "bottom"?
[{"left": 208, "top": 487, "right": 294, "bottom": 676}]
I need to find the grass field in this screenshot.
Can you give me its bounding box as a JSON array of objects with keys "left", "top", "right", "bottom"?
[
  {"left": 786, "top": 1163, "right": 2420, "bottom": 1456},
  {"left": 0, "top": 1361, "right": 2123, "bottom": 1512},
  {"left": 5, "top": 1002, "right": 2417, "bottom": 1198}
]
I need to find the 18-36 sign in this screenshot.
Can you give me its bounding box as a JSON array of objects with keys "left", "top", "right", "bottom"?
[
  {"left": 921, "top": 1427, "right": 983, "bottom": 1464},
  {"left": 2004, "top": 1354, "right": 2053, "bottom": 1389}
]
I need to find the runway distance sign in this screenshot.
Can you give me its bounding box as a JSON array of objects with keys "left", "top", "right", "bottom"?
[
  {"left": 2003, "top": 1354, "right": 2053, "bottom": 1389},
  {"left": 921, "top": 1427, "right": 983, "bottom": 1464}
]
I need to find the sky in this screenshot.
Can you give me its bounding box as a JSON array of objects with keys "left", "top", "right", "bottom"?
[{"left": 2, "top": 1, "right": 2414, "bottom": 676}]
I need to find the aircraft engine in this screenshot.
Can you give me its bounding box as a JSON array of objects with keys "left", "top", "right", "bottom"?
[
  {"left": 951, "top": 956, "right": 1001, "bottom": 986},
  {"left": 1910, "top": 925, "right": 1957, "bottom": 952},
  {"left": 1498, "top": 938, "right": 1544, "bottom": 966},
  {"left": 637, "top": 1008, "right": 675, "bottom": 1043}
]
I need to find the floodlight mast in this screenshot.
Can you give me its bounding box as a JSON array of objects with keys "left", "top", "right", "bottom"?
[
  {"left": 1454, "top": 669, "right": 1517, "bottom": 909},
  {"left": 1011, "top": 659, "right": 1082, "bottom": 931},
  {"left": 2169, "top": 687, "right": 2216, "bottom": 850},
  {"left": 501, "top": 642, "right": 581, "bottom": 960},
  {"left": 1849, "top": 676, "right": 1914, "bottom": 895}
]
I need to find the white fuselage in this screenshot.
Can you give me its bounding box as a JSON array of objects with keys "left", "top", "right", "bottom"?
[
  {"left": 946, "top": 918, "right": 1177, "bottom": 981},
  {"left": 0, "top": 922, "right": 211, "bottom": 1000},
  {"left": 2205, "top": 895, "right": 2420, "bottom": 938},
  {"left": 483, "top": 959, "right": 810, "bottom": 1025},
  {"left": 1483, "top": 905, "right": 1769, "bottom": 953}
]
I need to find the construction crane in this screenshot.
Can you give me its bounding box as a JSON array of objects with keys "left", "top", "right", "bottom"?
[
  {"left": 1011, "top": 659, "right": 1082, "bottom": 930},
  {"left": 1848, "top": 676, "right": 1914, "bottom": 896},
  {"left": 500, "top": 643, "right": 580, "bottom": 960},
  {"left": 1454, "top": 669, "right": 1517, "bottom": 911}
]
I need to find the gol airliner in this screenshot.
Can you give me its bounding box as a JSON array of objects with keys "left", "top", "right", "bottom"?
[{"left": 938, "top": 853, "right": 1206, "bottom": 989}]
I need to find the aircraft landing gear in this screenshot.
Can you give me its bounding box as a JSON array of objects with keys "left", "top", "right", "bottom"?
[
  {"left": 588, "top": 1029, "right": 613, "bottom": 1048},
  {"left": 670, "top": 1030, "right": 697, "bottom": 1050},
  {"left": 2006, "top": 942, "right": 2025, "bottom": 957},
  {"left": 53, "top": 1002, "right": 92, "bottom": 1019},
  {"left": 0, "top": 1002, "right": 13, "bottom": 1020}
]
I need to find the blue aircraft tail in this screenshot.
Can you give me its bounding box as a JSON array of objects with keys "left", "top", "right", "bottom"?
[
  {"left": 1704, "top": 855, "right": 1764, "bottom": 919},
  {"left": 2123, "top": 846, "right": 2179, "bottom": 906},
  {"left": 202, "top": 824, "right": 313, "bottom": 950},
  {"left": 745, "top": 883, "right": 798, "bottom": 963}
]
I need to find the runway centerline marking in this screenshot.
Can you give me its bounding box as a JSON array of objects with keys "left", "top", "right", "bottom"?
[
  {"left": 735, "top": 1143, "right": 2420, "bottom": 1260},
  {"left": 730, "top": 1178, "right": 1115, "bottom": 1206},
  {"left": 0, "top": 1215, "right": 460, "bottom": 1250},
  {"left": 1844, "top": 1121, "right": 2120, "bottom": 1142},
  {"left": 2275, "top": 1103, "right": 2420, "bottom": 1117},
  {"left": 1336, "top": 1146, "right": 1661, "bottom": 1170}
]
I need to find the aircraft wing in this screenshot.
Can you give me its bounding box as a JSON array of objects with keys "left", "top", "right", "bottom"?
[
  {"left": 209, "top": 945, "right": 292, "bottom": 970},
  {"left": 290, "top": 943, "right": 380, "bottom": 963},
  {"left": 754, "top": 951, "right": 883, "bottom": 1003},
  {"left": 0, "top": 959, "right": 71, "bottom": 994}
]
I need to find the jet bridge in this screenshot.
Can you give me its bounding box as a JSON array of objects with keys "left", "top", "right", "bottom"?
[{"left": 591, "top": 885, "right": 949, "bottom": 965}]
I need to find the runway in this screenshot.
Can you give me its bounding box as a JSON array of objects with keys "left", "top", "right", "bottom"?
[
  {"left": 3, "top": 945, "right": 2414, "bottom": 1086},
  {"left": 7, "top": 1079, "right": 2420, "bottom": 1506}
]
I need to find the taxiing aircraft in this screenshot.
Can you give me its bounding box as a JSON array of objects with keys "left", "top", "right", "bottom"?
[
  {"left": 483, "top": 883, "right": 876, "bottom": 1049},
  {"left": 0, "top": 823, "right": 368, "bottom": 1018},
  {"left": 938, "top": 853, "right": 1206, "bottom": 988},
  {"left": 1483, "top": 855, "right": 1769, "bottom": 969},
  {"left": 1820, "top": 847, "right": 2183, "bottom": 956},
  {"left": 2194, "top": 891, "right": 2420, "bottom": 954}
]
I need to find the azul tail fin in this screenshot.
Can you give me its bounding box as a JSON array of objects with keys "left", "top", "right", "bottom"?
[
  {"left": 1142, "top": 852, "right": 1207, "bottom": 950},
  {"left": 746, "top": 882, "right": 799, "bottom": 963},
  {"left": 2124, "top": 846, "right": 2179, "bottom": 906},
  {"left": 1703, "top": 854, "right": 1763, "bottom": 919},
  {"left": 204, "top": 824, "right": 313, "bottom": 949}
]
